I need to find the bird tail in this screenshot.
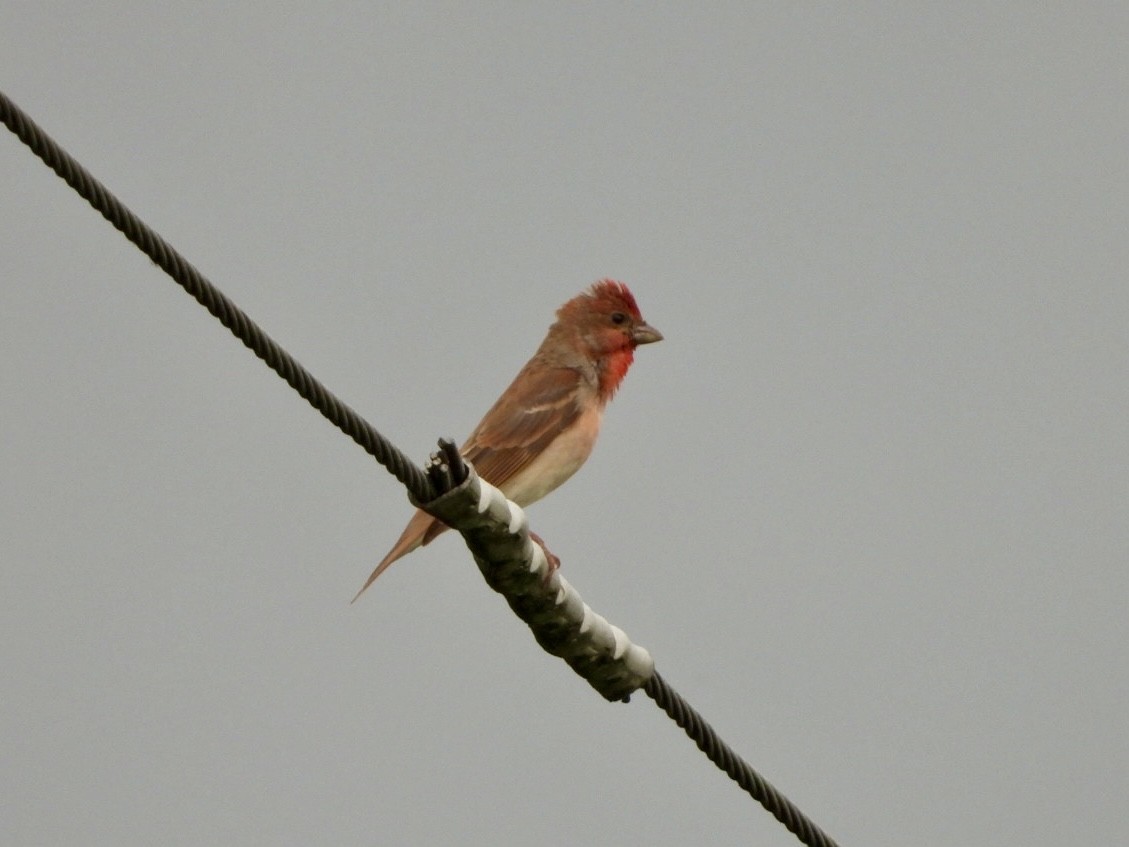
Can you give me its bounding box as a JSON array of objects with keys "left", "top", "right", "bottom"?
[{"left": 351, "top": 509, "right": 449, "bottom": 602}]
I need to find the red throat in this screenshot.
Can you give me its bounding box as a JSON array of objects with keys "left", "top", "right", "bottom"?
[{"left": 598, "top": 346, "right": 636, "bottom": 403}]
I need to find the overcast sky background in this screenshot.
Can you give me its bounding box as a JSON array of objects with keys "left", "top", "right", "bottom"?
[{"left": 2, "top": 5, "right": 1127, "bottom": 846}]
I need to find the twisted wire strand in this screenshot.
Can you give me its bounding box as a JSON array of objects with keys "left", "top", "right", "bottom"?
[
  {"left": 0, "top": 89, "right": 431, "bottom": 502},
  {"left": 644, "top": 672, "right": 841, "bottom": 847}
]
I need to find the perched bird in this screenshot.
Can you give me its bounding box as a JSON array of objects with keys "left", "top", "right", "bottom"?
[{"left": 353, "top": 279, "right": 662, "bottom": 600}]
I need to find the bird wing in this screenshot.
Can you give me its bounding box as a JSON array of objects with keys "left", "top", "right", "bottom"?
[{"left": 460, "top": 363, "right": 583, "bottom": 488}]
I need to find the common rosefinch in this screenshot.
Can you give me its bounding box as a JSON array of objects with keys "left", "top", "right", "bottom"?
[{"left": 353, "top": 279, "right": 661, "bottom": 600}]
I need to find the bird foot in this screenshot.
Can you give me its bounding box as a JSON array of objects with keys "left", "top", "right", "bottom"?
[{"left": 529, "top": 531, "right": 561, "bottom": 584}]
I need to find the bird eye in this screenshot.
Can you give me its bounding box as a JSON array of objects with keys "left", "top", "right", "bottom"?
[{"left": 610, "top": 312, "right": 627, "bottom": 325}]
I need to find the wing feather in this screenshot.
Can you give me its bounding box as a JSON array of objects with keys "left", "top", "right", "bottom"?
[{"left": 461, "top": 364, "right": 583, "bottom": 487}]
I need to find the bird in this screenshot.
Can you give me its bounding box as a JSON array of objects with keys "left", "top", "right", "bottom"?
[{"left": 352, "top": 279, "right": 662, "bottom": 600}]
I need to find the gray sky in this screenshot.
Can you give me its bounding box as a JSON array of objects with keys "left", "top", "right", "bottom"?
[{"left": 3, "top": 5, "right": 1127, "bottom": 846}]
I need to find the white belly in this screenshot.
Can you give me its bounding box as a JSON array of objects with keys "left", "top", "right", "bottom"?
[{"left": 500, "top": 404, "right": 603, "bottom": 507}]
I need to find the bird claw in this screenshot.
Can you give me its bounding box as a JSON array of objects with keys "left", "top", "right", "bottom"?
[{"left": 529, "top": 531, "right": 561, "bottom": 585}]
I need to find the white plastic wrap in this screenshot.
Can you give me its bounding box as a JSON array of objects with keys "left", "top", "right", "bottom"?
[{"left": 413, "top": 465, "right": 654, "bottom": 701}]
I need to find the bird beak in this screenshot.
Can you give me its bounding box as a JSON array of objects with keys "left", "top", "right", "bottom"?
[{"left": 632, "top": 321, "right": 663, "bottom": 345}]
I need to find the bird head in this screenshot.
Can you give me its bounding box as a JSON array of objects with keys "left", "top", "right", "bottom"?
[{"left": 558, "top": 279, "right": 663, "bottom": 357}]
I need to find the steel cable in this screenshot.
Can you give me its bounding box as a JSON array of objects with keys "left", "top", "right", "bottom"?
[
  {"left": 0, "top": 88, "right": 432, "bottom": 502},
  {"left": 3, "top": 87, "right": 843, "bottom": 847},
  {"left": 644, "top": 671, "right": 841, "bottom": 847}
]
